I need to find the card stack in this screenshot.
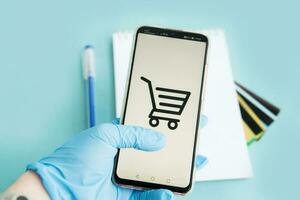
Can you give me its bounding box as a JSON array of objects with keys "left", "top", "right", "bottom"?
[{"left": 235, "top": 82, "right": 280, "bottom": 145}]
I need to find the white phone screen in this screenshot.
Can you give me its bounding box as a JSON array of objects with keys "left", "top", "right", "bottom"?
[{"left": 117, "top": 32, "right": 207, "bottom": 188}]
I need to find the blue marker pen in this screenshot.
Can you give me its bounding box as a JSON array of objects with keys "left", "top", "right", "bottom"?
[{"left": 83, "top": 45, "right": 96, "bottom": 127}]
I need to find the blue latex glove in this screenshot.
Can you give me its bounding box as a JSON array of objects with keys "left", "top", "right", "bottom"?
[{"left": 27, "top": 119, "right": 207, "bottom": 200}]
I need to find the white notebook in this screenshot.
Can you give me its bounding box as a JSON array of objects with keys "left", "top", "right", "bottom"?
[{"left": 112, "top": 30, "right": 253, "bottom": 181}]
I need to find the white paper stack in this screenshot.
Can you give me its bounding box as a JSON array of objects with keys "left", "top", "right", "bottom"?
[{"left": 112, "top": 29, "right": 253, "bottom": 181}]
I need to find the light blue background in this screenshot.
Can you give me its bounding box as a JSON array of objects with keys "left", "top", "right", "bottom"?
[{"left": 0, "top": 0, "right": 299, "bottom": 199}]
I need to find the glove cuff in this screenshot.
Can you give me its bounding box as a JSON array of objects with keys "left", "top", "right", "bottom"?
[{"left": 26, "top": 162, "right": 70, "bottom": 200}]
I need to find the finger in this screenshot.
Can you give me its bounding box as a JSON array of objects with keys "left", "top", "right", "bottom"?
[
  {"left": 96, "top": 124, "right": 166, "bottom": 151},
  {"left": 200, "top": 114, "right": 208, "bottom": 128},
  {"left": 195, "top": 155, "right": 208, "bottom": 170},
  {"left": 130, "top": 189, "right": 173, "bottom": 200},
  {"left": 114, "top": 124, "right": 166, "bottom": 151},
  {"left": 112, "top": 118, "right": 120, "bottom": 125}
]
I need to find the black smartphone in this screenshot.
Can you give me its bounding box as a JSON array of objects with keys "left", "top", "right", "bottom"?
[{"left": 113, "top": 26, "right": 208, "bottom": 195}]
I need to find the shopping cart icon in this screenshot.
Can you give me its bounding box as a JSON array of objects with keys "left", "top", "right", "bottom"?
[{"left": 141, "top": 76, "right": 191, "bottom": 130}]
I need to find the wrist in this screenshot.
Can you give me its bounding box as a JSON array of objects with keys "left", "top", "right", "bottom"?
[
  {"left": 0, "top": 192, "right": 28, "bottom": 200},
  {"left": 4, "top": 171, "right": 50, "bottom": 200}
]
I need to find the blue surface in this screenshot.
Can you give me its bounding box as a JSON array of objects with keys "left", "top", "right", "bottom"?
[{"left": 0, "top": 0, "right": 299, "bottom": 199}]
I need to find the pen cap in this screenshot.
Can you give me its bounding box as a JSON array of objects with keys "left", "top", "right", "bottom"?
[{"left": 83, "top": 45, "right": 96, "bottom": 79}]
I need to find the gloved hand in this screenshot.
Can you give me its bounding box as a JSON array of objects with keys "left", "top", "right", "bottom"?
[{"left": 27, "top": 118, "right": 208, "bottom": 200}]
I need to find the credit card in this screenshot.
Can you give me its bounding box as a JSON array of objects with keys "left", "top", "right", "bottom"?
[{"left": 235, "top": 82, "right": 280, "bottom": 145}]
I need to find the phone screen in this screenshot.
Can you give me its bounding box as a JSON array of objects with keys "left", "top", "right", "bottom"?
[{"left": 116, "top": 27, "right": 208, "bottom": 190}]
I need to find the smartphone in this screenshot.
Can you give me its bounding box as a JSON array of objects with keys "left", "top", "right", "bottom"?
[{"left": 113, "top": 26, "right": 208, "bottom": 194}]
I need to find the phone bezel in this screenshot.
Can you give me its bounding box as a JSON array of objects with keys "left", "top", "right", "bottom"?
[{"left": 113, "top": 26, "right": 209, "bottom": 194}]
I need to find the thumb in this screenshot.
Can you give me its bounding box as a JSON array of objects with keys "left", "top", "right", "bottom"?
[
  {"left": 130, "top": 189, "right": 173, "bottom": 200},
  {"left": 96, "top": 124, "right": 166, "bottom": 151}
]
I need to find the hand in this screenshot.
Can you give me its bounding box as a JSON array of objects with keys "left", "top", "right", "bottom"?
[{"left": 27, "top": 119, "right": 207, "bottom": 200}]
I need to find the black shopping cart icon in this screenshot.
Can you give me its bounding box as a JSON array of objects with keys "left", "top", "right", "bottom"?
[{"left": 141, "top": 76, "right": 191, "bottom": 130}]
